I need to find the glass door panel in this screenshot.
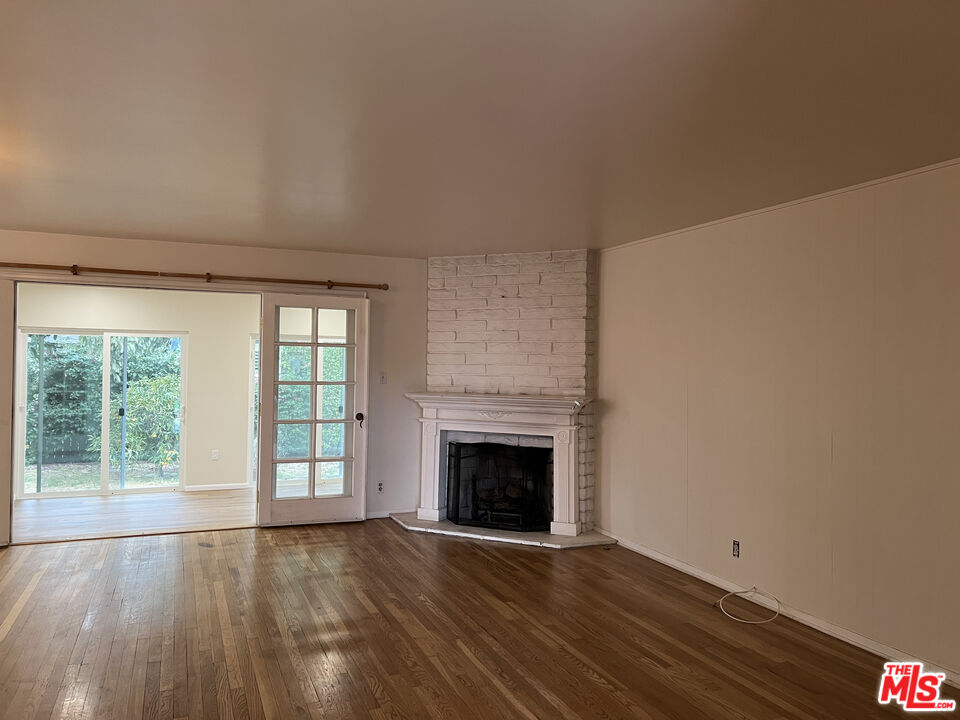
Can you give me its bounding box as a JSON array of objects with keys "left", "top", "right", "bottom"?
[
  {"left": 23, "top": 333, "right": 103, "bottom": 494},
  {"left": 108, "top": 335, "right": 183, "bottom": 490},
  {"left": 258, "top": 295, "right": 368, "bottom": 526}
]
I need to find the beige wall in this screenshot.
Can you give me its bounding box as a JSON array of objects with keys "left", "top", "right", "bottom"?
[
  {"left": 0, "top": 230, "right": 427, "bottom": 540},
  {"left": 16, "top": 283, "right": 260, "bottom": 490},
  {"left": 598, "top": 160, "right": 960, "bottom": 675}
]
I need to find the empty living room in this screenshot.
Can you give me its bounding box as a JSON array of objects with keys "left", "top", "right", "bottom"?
[{"left": 1, "top": 2, "right": 959, "bottom": 718}]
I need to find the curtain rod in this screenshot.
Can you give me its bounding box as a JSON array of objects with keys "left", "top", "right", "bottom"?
[{"left": 0, "top": 261, "right": 389, "bottom": 291}]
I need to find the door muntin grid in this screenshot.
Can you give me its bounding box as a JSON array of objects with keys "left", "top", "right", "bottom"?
[{"left": 272, "top": 306, "right": 356, "bottom": 499}]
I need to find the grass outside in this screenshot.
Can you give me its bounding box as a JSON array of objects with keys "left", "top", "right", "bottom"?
[{"left": 22, "top": 461, "right": 180, "bottom": 493}]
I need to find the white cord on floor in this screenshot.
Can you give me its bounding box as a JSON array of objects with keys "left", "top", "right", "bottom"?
[{"left": 714, "top": 585, "right": 782, "bottom": 624}]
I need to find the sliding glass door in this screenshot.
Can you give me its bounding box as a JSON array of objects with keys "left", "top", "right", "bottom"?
[
  {"left": 19, "top": 331, "right": 185, "bottom": 496},
  {"left": 108, "top": 335, "right": 183, "bottom": 490},
  {"left": 23, "top": 333, "right": 104, "bottom": 494}
]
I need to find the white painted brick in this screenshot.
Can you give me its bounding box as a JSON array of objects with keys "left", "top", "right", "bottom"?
[
  {"left": 528, "top": 354, "right": 582, "bottom": 366},
  {"left": 519, "top": 306, "right": 585, "bottom": 319},
  {"left": 471, "top": 276, "right": 497, "bottom": 287},
  {"left": 552, "top": 318, "right": 586, "bottom": 330},
  {"left": 564, "top": 261, "right": 587, "bottom": 272},
  {"left": 513, "top": 376, "right": 559, "bottom": 388},
  {"left": 485, "top": 342, "right": 551, "bottom": 353},
  {"left": 551, "top": 249, "right": 588, "bottom": 261},
  {"left": 451, "top": 375, "right": 501, "bottom": 388},
  {"left": 552, "top": 342, "right": 586, "bottom": 353},
  {"left": 497, "top": 273, "right": 539, "bottom": 285},
  {"left": 442, "top": 276, "right": 477, "bottom": 288},
  {"left": 486, "top": 319, "right": 551, "bottom": 331},
  {"left": 484, "top": 364, "right": 547, "bottom": 376},
  {"left": 427, "top": 342, "right": 486, "bottom": 353},
  {"left": 428, "top": 320, "right": 485, "bottom": 332},
  {"left": 428, "top": 289, "right": 458, "bottom": 299},
  {"left": 430, "top": 298, "right": 485, "bottom": 310},
  {"left": 519, "top": 283, "right": 587, "bottom": 297},
  {"left": 456, "top": 286, "right": 518, "bottom": 299},
  {"left": 459, "top": 263, "right": 518, "bottom": 276},
  {"left": 540, "top": 272, "right": 587, "bottom": 284},
  {"left": 552, "top": 295, "right": 588, "bottom": 307},
  {"left": 512, "top": 386, "right": 544, "bottom": 396},
  {"left": 456, "top": 308, "right": 519, "bottom": 321},
  {"left": 428, "top": 266, "right": 457, "bottom": 278},
  {"left": 430, "top": 364, "right": 485, "bottom": 374},
  {"left": 465, "top": 353, "right": 528, "bottom": 365},
  {"left": 549, "top": 366, "right": 586, "bottom": 377},
  {"left": 427, "top": 374, "right": 453, "bottom": 385},
  {"left": 518, "top": 329, "right": 580, "bottom": 342},
  {"left": 519, "top": 261, "right": 567, "bottom": 274},
  {"left": 427, "top": 354, "right": 466, "bottom": 364},
  {"left": 427, "top": 310, "right": 456, "bottom": 322},
  {"left": 428, "top": 278, "right": 445, "bottom": 289},
  {"left": 486, "top": 296, "right": 551, "bottom": 309},
  {"left": 540, "top": 387, "right": 580, "bottom": 397},
  {"left": 429, "top": 331, "right": 456, "bottom": 341},
  {"left": 558, "top": 378, "right": 587, "bottom": 389},
  {"left": 456, "top": 331, "right": 519, "bottom": 342}
]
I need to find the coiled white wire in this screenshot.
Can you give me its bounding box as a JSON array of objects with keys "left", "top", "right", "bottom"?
[{"left": 715, "top": 585, "right": 782, "bottom": 624}]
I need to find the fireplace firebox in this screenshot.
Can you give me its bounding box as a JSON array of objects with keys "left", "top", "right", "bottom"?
[{"left": 446, "top": 442, "right": 553, "bottom": 532}]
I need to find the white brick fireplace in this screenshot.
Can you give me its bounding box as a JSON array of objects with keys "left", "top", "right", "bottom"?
[
  {"left": 414, "top": 249, "right": 598, "bottom": 536},
  {"left": 405, "top": 392, "right": 590, "bottom": 536}
]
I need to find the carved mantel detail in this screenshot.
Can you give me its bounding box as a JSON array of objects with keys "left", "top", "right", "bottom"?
[{"left": 479, "top": 410, "right": 512, "bottom": 419}]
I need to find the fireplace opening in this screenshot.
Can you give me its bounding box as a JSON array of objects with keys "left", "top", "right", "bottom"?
[{"left": 446, "top": 442, "right": 553, "bottom": 532}]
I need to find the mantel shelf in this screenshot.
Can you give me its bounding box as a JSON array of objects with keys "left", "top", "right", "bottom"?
[{"left": 404, "top": 392, "right": 591, "bottom": 416}]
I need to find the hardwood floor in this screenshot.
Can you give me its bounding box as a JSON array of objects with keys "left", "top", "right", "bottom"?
[
  {"left": 0, "top": 519, "right": 951, "bottom": 719},
  {"left": 12, "top": 488, "right": 256, "bottom": 543}
]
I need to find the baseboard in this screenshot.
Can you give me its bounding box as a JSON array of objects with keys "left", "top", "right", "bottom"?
[
  {"left": 597, "top": 528, "right": 960, "bottom": 689},
  {"left": 366, "top": 508, "right": 416, "bottom": 519},
  {"left": 181, "top": 483, "right": 252, "bottom": 492}
]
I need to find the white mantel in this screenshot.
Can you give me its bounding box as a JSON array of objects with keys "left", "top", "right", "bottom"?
[{"left": 405, "top": 392, "right": 591, "bottom": 536}]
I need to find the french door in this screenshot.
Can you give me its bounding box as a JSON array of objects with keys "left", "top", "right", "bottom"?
[{"left": 257, "top": 294, "right": 369, "bottom": 525}]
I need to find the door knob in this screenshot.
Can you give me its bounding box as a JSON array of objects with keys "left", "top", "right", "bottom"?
[{"left": 355, "top": 412, "right": 365, "bottom": 429}]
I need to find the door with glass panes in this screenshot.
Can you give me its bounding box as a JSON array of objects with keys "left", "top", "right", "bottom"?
[{"left": 258, "top": 294, "right": 369, "bottom": 525}]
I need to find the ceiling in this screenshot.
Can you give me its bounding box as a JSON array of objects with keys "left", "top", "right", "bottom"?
[{"left": 2, "top": 1, "right": 959, "bottom": 259}]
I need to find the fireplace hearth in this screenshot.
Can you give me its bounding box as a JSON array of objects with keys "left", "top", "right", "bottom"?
[{"left": 446, "top": 442, "right": 553, "bottom": 532}]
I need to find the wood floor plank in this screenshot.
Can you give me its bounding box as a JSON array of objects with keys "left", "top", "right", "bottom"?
[
  {"left": 12, "top": 488, "right": 256, "bottom": 543},
  {"left": 0, "top": 519, "right": 954, "bottom": 720}
]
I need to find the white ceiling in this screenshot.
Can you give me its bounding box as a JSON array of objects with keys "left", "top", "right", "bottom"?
[{"left": 2, "top": 1, "right": 959, "bottom": 259}]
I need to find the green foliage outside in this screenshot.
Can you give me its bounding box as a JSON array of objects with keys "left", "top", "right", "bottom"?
[
  {"left": 24, "top": 335, "right": 102, "bottom": 466},
  {"left": 277, "top": 345, "right": 348, "bottom": 465},
  {"left": 26, "top": 334, "right": 182, "bottom": 479}
]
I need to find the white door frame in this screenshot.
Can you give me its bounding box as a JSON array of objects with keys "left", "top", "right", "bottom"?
[{"left": 257, "top": 293, "right": 369, "bottom": 526}]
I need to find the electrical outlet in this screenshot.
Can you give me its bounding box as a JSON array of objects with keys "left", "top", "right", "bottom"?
[
  {"left": 211, "top": 449, "right": 220, "bottom": 461},
  {"left": 378, "top": 481, "right": 383, "bottom": 493},
  {"left": 732, "top": 539, "right": 740, "bottom": 558},
  {"left": 379, "top": 372, "right": 387, "bottom": 384}
]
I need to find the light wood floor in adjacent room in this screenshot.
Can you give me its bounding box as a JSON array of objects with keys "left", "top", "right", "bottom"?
[
  {"left": 1, "top": 519, "right": 947, "bottom": 720},
  {"left": 12, "top": 487, "right": 256, "bottom": 543}
]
